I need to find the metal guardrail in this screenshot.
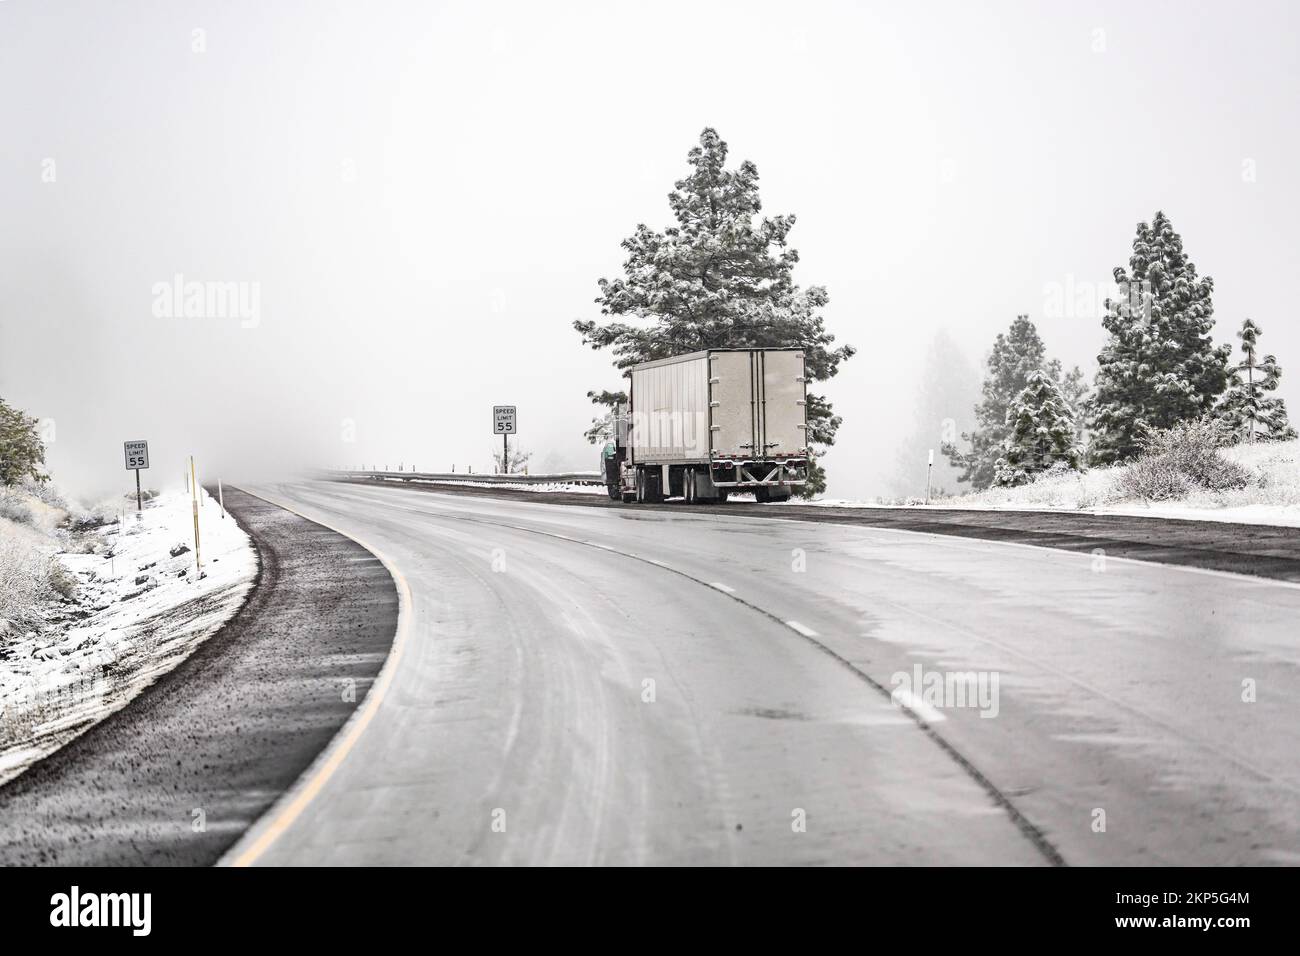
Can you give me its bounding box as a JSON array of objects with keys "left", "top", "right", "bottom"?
[{"left": 326, "top": 469, "right": 606, "bottom": 487}]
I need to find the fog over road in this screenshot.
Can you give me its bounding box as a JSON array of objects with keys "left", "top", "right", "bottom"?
[{"left": 224, "top": 481, "right": 1300, "bottom": 866}]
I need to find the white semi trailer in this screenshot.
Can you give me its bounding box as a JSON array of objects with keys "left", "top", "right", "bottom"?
[{"left": 601, "top": 348, "right": 810, "bottom": 503}]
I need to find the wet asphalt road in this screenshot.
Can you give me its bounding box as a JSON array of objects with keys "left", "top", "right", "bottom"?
[
  {"left": 0, "top": 489, "right": 396, "bottom": 866},
  {"left": 225, "top": 480, "right": 1300, "bottom": 866},
  {"left": 344, "top": 475, "right": 1300, "bottom": 583}
]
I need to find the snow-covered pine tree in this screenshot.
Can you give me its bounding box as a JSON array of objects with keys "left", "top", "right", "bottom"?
[
  {"left": 0, "top": 396, "right": 49, "bottom": 487},
  {"left": 889, "top": 329, "right": 979, "bottom": 499},
  {"left": 943, "top": 315, "right": 1079, "bottom": 490},
  {"left": 1088, "top": 212, "right": 1231, "bottom": 464},
  {"left": 575, "top": 128, "right": 855, "bottom": 497},
  {"left": 1060, "top": 365, "right": 1091, "bottom": 446},
  {"left": 1217, "top": 318, "right": 1295, "bottom": 441},
  {"left": 583, "top": 389, "right": 628, "bottom": 444},
  {"left": 992, "top": 370, "right": 1082, "bottom": 487}
]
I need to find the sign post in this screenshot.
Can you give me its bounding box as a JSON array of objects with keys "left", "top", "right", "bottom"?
[
  {"left": 493, "top": 405, "right": 517, "bottom": 474},
  {"left": 123, "top": 440, "right": 150, "bottom": 512}
]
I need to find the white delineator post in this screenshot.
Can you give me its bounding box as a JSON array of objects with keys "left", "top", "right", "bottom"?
[
  {"left": 926, "top": 449, "right": 934, "bottom": 505},
  {"left": 218, "top": 478, "right": 225, "bottom": 519},
  {"left": 189, "top": 456, "right": 202, "bottom": 571}
]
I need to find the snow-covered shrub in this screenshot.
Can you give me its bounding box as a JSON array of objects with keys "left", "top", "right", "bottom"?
[
  {"left": 48, "top": 562, "right": 77, "bottom": 600},
  {"left": 0, "top": 494, "right": 33, "bottom": 525},
  {"left": 0, "top": 523, "right": 57, "bottom": 633},
  {"left": 1117, "top": 418, "right": 1253, "bottom": 500},
  {"left": 1116, "top": 455, "right": 1195, "bottom": 501},
  {"left": 20, "top": 476, "right": 68, "bottom": 510}
]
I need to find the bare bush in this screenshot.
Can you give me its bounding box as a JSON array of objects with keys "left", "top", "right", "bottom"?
[
  {"left": 0, "top": 526, "right": 57, "bottom": 632},
  {"left": 1117, "top": 418, "right": 1254, "bottom": 501},
  {"left": 20, "top": 476, "right": 67, "bottom": 510},
  {"left": 0, "top": 495, "right": 33, "bottom": 526},
  {"left": 48, "top": 561, "right": 78, "bottom": 601},
  {"left": 1116, "top": 456, "right": 1196, "bottom": 501}
]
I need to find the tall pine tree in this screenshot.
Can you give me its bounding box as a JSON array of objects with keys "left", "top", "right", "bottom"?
[
  {"left": 943, "top": 315, "right": 1080, "bottom": 490},
  {"left": 1216, "top": 318, "right": 1295, "bottom": 441},
  {"left": 1088, "top": 212, "right": 1231, "bottom": 464},
  {"left": 1060, "top": 365, "right": 1091, "bottom": 446},
  {"left": 889, "top": 329, "right": 979, "bottom": 498},
  {"left": 993, "top": 371, "right": 1082, "bottom": 486},
  {"left": 575, "top": 128, "right": 855, "bottom": 495}
]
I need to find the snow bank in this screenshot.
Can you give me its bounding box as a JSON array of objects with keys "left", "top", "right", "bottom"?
[
  {"left": 801, "top": 439, "right": 1300, "bottom": 527},
  {"left": 0, "top": 489, "right": 257, "bottom": 785}
]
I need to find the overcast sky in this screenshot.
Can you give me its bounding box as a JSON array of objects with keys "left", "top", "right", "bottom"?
[{"left": 3, "top": 0, "right": 1298, "bottom": 500}]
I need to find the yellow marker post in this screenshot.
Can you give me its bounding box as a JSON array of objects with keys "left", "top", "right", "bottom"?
[{"left": 189, "top": 456, "right": 202, "bottom": 571}]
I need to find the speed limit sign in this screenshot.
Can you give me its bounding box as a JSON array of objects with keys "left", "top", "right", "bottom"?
[
  {"left": 124, "top": 440, "right": 150, "bottom": 470},
  {"left": 493, "top": 406, "right": 517, "bottom": 434}
]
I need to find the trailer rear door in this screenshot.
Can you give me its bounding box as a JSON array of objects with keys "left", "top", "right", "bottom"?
[
  {"left": 760, "top": 350, "right": 808, "bottom": 457},
  {"left": 708, "top": 350, "right": 807, "bottom": 459}
]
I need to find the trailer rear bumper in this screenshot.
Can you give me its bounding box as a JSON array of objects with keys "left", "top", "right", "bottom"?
[{"left": 710, "top": 460, "right": 807, "bottom": 488}]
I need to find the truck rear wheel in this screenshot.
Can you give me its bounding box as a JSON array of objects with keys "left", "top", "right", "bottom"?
[{"left": 636, "top": 468, "right": 663, "bottom": 504}]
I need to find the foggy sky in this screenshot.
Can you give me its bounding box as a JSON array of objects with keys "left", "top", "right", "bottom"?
[{"left": 3, "top": 0, "right": 1298, "bottom": 501}]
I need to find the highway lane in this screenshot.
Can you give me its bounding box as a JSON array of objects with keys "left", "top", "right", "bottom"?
[{"left": 223, "top": 481, "right": 1300, "bottom": 866}]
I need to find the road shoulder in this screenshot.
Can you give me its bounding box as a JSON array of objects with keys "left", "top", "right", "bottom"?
[{"left": 0, "top": 487, "right": 399, "bottom": 866}]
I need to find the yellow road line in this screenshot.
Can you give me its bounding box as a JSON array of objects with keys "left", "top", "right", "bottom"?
[{"left": 222, "top": 485, "right": 413, "bottom": 867}]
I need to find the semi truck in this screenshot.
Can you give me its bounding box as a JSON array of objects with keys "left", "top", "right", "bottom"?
[{"left": 601, "top": 348, "right": 810, "bottom": 504}]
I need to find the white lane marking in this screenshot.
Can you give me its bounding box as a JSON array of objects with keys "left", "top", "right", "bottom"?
[
  {"left": 890, "top": 688, "right": 947, "bottom": 723},
  {"left": 219, "top": 485, "right": 414, "bottom": 867},
  {"left": 645, "top": 558, "right": 667, "bottom": 567},
  {"left": 785, "top": 620, "right": 818, "bottom": 637},
  {"left": 709, "top": 582, "right": 735, "bottom": 593}
]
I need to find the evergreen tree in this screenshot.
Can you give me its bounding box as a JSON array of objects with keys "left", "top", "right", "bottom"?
[
  {"left": 575, "top": 128, "right": 855, "bottom": 496},
  {"left": 993, "top": 371, "right": 1082, "bottom": 487},
  {"left": 1217, "top": 318, "right": 1295, "bottom": 441},
  {"left": 0, "top": 397, "right": 48, "bottom": 487},
  {"left": 1059, "top": 365, "right": 1091, "bottom": 446},
  {"left": 1088, "top": 211, "right": 1231, "bottom": 464},
  {"left": 889, "top": 329, "right": 979, "bottom": 499},
  {"left": 583, "top": 389, "right": 628, "bottom": 444},
  {"left": 943, "top": 315, "right": 1077, "bottom": 490}
]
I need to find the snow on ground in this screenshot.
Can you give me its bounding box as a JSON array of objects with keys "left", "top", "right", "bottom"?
[
  {"left": 0, "top": 489, "right": 256, "bottom": 786},
  {"left": 800, "top": 439, "right": 1300, "bottom": 527}
]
